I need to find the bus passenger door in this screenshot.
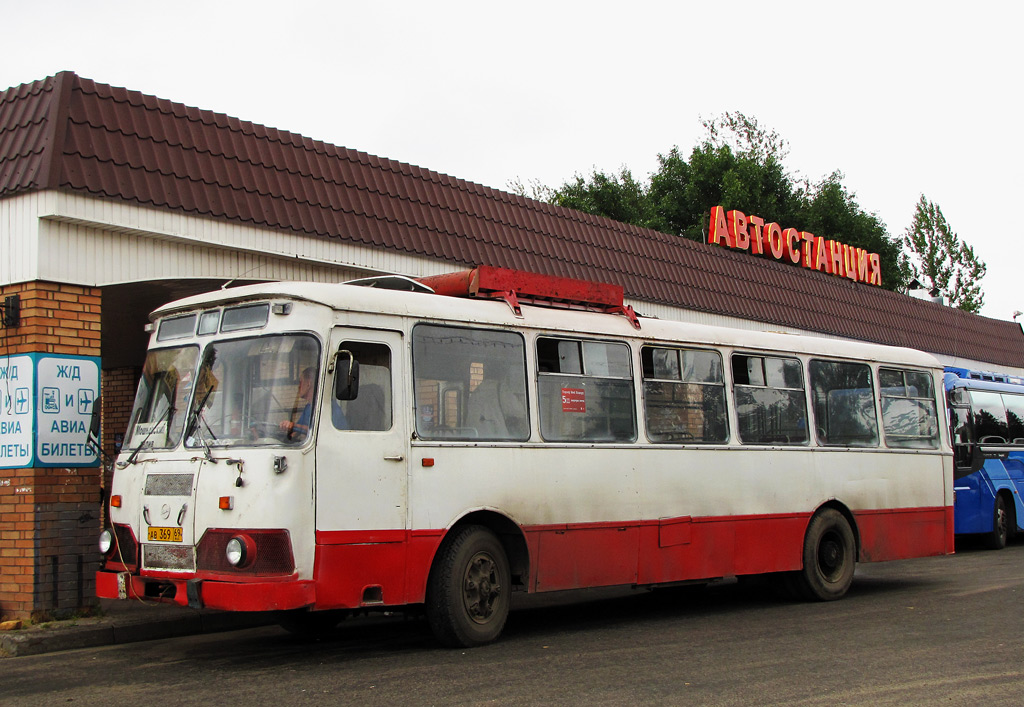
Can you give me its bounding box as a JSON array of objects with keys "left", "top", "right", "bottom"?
[{"left": 314, "top": 328, "right": 408, "bottom": 607}]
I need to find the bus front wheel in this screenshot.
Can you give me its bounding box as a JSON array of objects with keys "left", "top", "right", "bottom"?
[
  {"left": 426, "top": 525, "right": 510, "bottom": 648},
  {"left": 987, "top": 496, "right": 1010, "bottom": 550},
  {"left": 790, "top": 508, "right": 856, "bottom": 601}
]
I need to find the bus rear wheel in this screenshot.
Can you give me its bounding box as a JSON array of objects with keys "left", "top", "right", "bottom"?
[
  {"left": 790, "top": 508, "right": 856, "bottom": 601},
  {"left": 426, "top": 525, "right": 510, "bottom": 648}
]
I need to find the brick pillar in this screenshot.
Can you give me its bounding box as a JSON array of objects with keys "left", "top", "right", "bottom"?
[{"left": 0, "top": 281, "right": 102, "bottom": 621}]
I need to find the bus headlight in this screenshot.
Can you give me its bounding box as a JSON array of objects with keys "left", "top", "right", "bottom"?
[
  {"left": 99, "top": 528, "right": 114, "bottom": 555},
  {"left": 226, "top": 535, "right": 253, "bottom": 567}
]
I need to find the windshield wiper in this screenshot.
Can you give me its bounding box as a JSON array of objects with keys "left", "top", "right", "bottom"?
[
  {"left": 191, "top": 410, "right": 218, "bottom": 462},
  {"left": 183, "top": 386, "right": 214, "bottom": 440},
  {"left": 184, "top": 387, "right": 218, "bottom": 462}
]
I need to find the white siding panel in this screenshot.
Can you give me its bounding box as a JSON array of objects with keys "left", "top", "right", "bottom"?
[
  {"left": 32, "top": 191, "right": 448, "bottom": 286},
  {"left": 0, "top": 192, "right": 43, "bottom": 284}
]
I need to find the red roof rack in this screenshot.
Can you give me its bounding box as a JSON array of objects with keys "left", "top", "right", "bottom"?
[{"left": 416, "top": 266, "right": 641, "bottom": 329}]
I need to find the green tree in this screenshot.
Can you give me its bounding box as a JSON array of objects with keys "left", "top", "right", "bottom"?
[
  {"left": 650, "top": 112, "right": 799, "bottom": 240},
  {"left": 537, "top": 112, "right": 911, "bottom": 292},
  {"left": 549, "top": 167, "right": 652, "bottom": 228},
  {"left": 797, "top": 172, "right": 909, "bottom": 290},
  {"left": 903, "top": 195, "right": 986, "bottom": 313},
  {"left": 506, "top": 176, "right": 554, "bottom": 203},
  {"left": 701, "top": 111, "right": 790, "bottom": 163}
]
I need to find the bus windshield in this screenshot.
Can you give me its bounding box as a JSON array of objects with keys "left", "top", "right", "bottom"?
[
  {"left": 183, "top": 334, "right": 322, "bottom": 449},
  {"left": 125, "top": 345, "right": 200, "bottom": 451}
]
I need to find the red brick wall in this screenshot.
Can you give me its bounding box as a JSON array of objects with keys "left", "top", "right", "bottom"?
[
  {"left": 0, "top": 281, "right": 103, "bottom": 621},
  {"left": 0, "top": 470, "right": 36, "bottom": 618},
  {"left": 100, "top": 366, "right": 140, "bottom": 505},
  {"left": 0, "top": 281, "right": 101, "bottom": 356}
]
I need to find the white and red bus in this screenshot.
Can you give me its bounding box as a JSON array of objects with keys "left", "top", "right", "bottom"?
[{"left": 96, "top": 266, "right": 953, "bottom": 646}]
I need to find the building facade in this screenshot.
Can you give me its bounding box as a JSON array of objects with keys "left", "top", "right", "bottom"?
[{"left": 2, "top": 71, "right": 1023, "bottom": 620}]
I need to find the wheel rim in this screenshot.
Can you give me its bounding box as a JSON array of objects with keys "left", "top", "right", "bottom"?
[
  {"left": 996, "top": 503, "right": 1008, "bottom": 540},
  {"left": 817, "top": 530, "right": 847, "bottom": 583},
  {"left": 462, "top": 551, "right": 503, "bottom": 624}
]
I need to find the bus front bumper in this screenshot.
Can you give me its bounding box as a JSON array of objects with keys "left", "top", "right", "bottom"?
[{"left": 96, "top": 570, "right": 316, "bottom": 611}]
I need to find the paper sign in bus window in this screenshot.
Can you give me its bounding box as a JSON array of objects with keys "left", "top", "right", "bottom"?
[{"left": 561, "top": 388, "right": 586, "bottom": 413}]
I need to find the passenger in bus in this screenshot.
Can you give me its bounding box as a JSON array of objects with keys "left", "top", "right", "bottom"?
[{"left": 281, "top": 367, "right": 316, "bottom": 441}]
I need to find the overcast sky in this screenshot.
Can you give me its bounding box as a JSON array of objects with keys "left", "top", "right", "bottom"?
[{"left": 4, "top": 1, "right": 1021, "bottom": 322}]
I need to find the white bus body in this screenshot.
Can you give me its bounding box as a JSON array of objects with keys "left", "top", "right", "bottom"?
[{"left": 96, "top": 269, "right": 954, "bottom": 646}]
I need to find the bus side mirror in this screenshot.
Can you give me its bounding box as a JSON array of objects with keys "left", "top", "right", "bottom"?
[
  {"left": 86, "top": 394, "right": 107, "bottom": 465},
  {"left": 89, "top": 394, "right": 102, "bottom": 440},
  {"left": 334, "top": 350, "right": 360, "bottom": 401}
]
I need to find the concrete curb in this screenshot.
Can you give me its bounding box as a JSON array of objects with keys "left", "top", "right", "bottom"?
[{"left": 1, "top": 610, "right": 276, "bottom": 657}]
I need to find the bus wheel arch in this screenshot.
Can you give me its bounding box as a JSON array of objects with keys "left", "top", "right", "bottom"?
[
  {"left": 424, "top": 512, "right": 528, "bottom": 647},
  {"left": 438, "top": 510, "right": 530, "bottom": 589},
  {"left": 789, "top": 503, "right": 858, "bottom": 602}
]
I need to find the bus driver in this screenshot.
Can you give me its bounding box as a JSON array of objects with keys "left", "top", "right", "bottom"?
[{"left": 280, "top": 366, "right": 315, "bottom": 441}]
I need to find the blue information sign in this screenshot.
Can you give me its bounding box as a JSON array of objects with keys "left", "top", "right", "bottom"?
[{"left": 0, "top": 354, "right": 100, "bottom": 469}]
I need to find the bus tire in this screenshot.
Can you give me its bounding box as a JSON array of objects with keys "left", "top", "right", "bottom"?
[
  {"left": 791, "top": 508, "right": 856, "bottom": 601},
  {"left": 426, "top": 525, "right": 510, "bottom": 648},
  {"left": 987, "top": 495, "right": 1010, "bottom": 550}
]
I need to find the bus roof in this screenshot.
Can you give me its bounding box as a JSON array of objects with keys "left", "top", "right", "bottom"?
[
  {"left": 944, "top": 368, "right": 1024, "bottom": 393},
  {"left": 152, "top": 276, "right": 942, "bottom": 370}
]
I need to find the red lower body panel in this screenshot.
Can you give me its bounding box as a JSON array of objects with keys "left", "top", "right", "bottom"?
[
  {"left": 855, "top": 505, "right": 954, "bottom": 561},
  {"left": 311, "top": 529, "right": 442, "bottom": 608},
  {"left": 98, "top": 506, "right": 952, "bottom": 611},
  {"left": 308, "top": 506, "right": 952, "bottom": 606}
]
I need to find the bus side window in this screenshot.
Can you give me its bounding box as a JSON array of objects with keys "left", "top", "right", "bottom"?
[
  {"left": 333, "top": 342, "right": 392, "bottom": 432},
  {"left": 1005, "top": 393, "right": 1024, "bottom": 444},
  {"left": 641, "top": 346, "right": 727, "bottom": 443},
  {"left": 809, "top": 360, "right": 878, "bottom": 447},
  {"left": 412, "top": 325, "right": 529, "bottom": 441},
  {"left": 732, "top": 353, "right": 807, "bottom": 445},
  {"left": 969, "top": 390, "right": 1009, "bottom": 444},
  {"left": 878, "top": 368, "right": 939, "bottom": 449},
  {"left": 537, "top": 337, "right": 636, "bottom": 443}
]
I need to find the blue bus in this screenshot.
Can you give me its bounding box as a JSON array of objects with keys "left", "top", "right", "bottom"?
[{"left": 945, "top": 367, "right": 1024, "bottom": 548}]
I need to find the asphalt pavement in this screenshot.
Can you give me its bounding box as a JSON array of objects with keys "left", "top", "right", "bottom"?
[{"left": 0, "top": 598, "right": 277, "bottom": 658}]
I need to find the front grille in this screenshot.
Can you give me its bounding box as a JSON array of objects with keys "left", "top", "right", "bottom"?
[
  {"left": 197, "top": 529, "right": 294, "bottom": 576},
  {"left": 145, "top": 473, "right": 194, "bottom": 496},
  {"left": 143, "top": 543, "right": 196, "bottom": 571}
]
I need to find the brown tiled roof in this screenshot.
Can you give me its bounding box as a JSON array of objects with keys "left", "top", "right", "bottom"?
[{"left": 3, "top": 71, "right": 1023, "bottom": 368}]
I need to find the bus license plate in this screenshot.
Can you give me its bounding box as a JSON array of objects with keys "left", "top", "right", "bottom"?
[{"left": 147, "top": 526, "right": 183, "bottom": 542}]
